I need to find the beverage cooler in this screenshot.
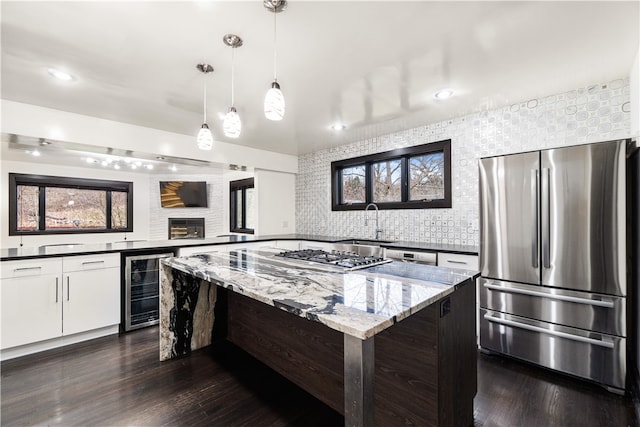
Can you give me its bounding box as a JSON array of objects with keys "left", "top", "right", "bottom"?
[{"left": 121, "top": 250, "right": 176, "bottom": 332}]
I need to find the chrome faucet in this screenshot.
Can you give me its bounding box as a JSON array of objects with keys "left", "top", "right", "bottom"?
[{"left": 364, "top": 203, "right": 383, "bottom": 240}]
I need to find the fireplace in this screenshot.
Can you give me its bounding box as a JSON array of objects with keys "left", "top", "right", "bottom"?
[{"left": 168, "top": 218, "right": 205, "bottom": 240}]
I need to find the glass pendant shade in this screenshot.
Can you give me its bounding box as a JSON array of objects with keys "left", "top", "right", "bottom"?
[
  {"left": 223, "top": 107, "right": 242, "bottom": 138},
  {"left": 264, "top": 81, "right": 285, "bottom": 121},
  {"left": 197, "top": 123, "right": 213, "bottom": 150}
]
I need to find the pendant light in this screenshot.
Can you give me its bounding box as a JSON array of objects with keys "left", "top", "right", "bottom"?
[
  {"left": 196, "top": 63, "right": 214, "bottom": 150},
  {"left": 223, "top": 34, "right": 243, "bottom": 138},
  {"left": 263, "top": 0, "right": 287, "bottom": 121}
]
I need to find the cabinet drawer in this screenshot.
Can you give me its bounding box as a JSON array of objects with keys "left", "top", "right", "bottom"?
[
  {"left": 178, "top": 245, "right": 225, "bottom": 257},
  {"left": 438, "top": 253, "right": 478, "bottom": 270},
  {"left": 480, "top": 308, "right": 626, "bottom": 390},
  {"left": 63, "top": 253, "right": 120, "bottom": 271},
  {"left": 1, "top": 258, "right": 62, "bottom": 278},
  {"left": 479, "top": 278, "right": 625, "bottom": 336}
]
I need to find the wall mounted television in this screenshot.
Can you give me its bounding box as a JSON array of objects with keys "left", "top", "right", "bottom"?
[{"left": 159, "top": 181, "right": 208, "bottom": 208}]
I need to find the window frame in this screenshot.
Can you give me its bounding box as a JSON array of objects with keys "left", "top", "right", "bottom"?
[
  {"left": 331, "top": 139, "right": 452, "bottom": 211},
  {"left": 9, "top": 173, "right": 133, "bottom": 235},
  {"left": 229, "top": 177, "right": 255, "bottom": 234}
]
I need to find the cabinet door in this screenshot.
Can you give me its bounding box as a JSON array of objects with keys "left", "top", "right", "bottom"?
[
  {"left": 437, "top": 253, "right": 479, "bottom": 271},
  {"left": 62, "top": 267, "right": 120, "bottom": 335},
  {"left": 1, "top": 274, "right": 62, "bottom": 349},
  {"left": 276, "top": 240, "right": 301, "bottom": 251},
  {"left": 299, "top": 241, "right": 334, "bottom": 251}
]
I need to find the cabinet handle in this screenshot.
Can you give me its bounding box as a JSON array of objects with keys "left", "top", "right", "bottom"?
[
  {"left": 14, "top": 266, "right": 42, "bottom": 272},
  {"left": 55, "top": 277, "right": 59, "bottom": 303},
  {"left": 67, "top": 276, "right": 70, "bottom": 301},
  {"left": 82, "top": 260, "right": 105, "bottom": 266},
  {"left": 446, "top": 260, "right": 468, "bottom": 265},
  {"left": 483, "top": 282, "right": 615, "bottom": 308},
  {"left": 531, "top": 169, "right": 540, "bottom": 268},
  {"left": 484, "top": 313, "right": 614, "bottom": 348},
  {"left": 541, "top": 167, "right": 551, "bottom": 269}
]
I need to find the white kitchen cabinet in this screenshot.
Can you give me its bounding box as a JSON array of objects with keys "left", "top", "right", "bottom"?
[
  {"left": 437, "top": 253, "right": 479, "bottom": 271},
  {"left": 436, "top": 252, "right": 480, "bottom": 347},
  {"left": 299, "top": 241, "right": 335, "bottom": 251},
  {"left": 275, "top": 240, "right": 300, "bottom": 250},
  {"left": 1, "top": 253, "right": 121, "bottom": 359},
  {"left": 1, "top": 258, "right": 63, "bottom": 349},
  {"left": 61, "top": 253, "right": 120, "bottom": 336},
  {"left": 178, "top": 245, "right": 218, "bottom": 257}
]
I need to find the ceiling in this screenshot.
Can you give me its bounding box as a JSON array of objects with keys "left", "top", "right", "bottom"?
[{"left": 1, "top": 1, "right": 639, "bottom": 159}]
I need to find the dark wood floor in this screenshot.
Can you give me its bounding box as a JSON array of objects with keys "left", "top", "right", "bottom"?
[{"left": 1, "top": 326, "right": 637, "bottom": 426}]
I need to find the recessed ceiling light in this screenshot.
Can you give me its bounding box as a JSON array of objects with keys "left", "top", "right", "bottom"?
[
  {"left": 434, "top": 88, "right": 454, "bottom": 100},
  {"left": 145, "top": 164, "right": 154, "bottom": 170},
  {"left": 169, "top": 165, "right": 178, "bottom": 172},
  {"left": 26, "top": 149, "right": 41, "bottom": 157},
  {"left": 47, "top": 68, "right": 74, "bottom": 82},
  {"left": 330, "top": 123, "right": 346, "bottom": 131},
  {"left": 114, "top": 164, "right": 121, "bottom": 170},
  {"left": 156, "top": 156, "right": 166, "bottom": 161}
]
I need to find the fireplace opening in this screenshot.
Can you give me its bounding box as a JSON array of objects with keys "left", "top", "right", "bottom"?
[{"left": 168, "top": 218, "right": 205, "bottom": 240}]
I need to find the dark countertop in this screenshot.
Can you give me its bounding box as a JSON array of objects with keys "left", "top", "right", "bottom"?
[{"left": 1, "top": 234, "right": 478, "bottom": 261}]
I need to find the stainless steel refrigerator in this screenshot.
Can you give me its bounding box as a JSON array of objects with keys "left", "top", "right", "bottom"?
[{"left": 478, "top": 139, "right": 630, "bottom": 392}]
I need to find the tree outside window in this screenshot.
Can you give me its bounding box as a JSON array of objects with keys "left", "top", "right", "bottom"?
[
  {"left": 10, "top": 174, "right": 133, "bottom": 235},
  {"left": 331, "top": 139, "right": 451, "bottom": 210}
]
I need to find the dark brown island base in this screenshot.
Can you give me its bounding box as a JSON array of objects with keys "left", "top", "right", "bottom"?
[{"left": 160, "top": 248, "right": 478, "bottom": 427}]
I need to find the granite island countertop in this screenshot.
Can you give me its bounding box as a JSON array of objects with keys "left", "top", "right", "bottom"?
[{"left": 161, "top": 247, "right": 478, "bottom": 340}]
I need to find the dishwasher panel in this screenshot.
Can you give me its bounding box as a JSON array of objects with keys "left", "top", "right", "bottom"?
[{"left": 385, "top": 249, "right": 436, "bottom": 265}]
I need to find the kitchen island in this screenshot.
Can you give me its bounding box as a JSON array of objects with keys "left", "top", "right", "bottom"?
[{"left": 160, "top": 247, "right": 478, "bottom": 427}]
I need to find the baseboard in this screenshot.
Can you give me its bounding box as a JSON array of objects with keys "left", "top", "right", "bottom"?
[{"left": 0, "top": 325, "right": 119, "bottom": 361}]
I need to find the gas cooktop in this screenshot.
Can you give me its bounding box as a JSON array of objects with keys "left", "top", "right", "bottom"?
[{"left": 275, "top": 249, "right": 392, "bottom": 271}]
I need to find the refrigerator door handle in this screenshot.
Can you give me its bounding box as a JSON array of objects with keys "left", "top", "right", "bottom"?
[
  {"left": 483, "top": 313, "right": 615, "bottom": 348},
  {"left": 483, "top": 282, "right": 615, "bottom": 308},
  {"left": 541, "top": 167, "right": 551, "bottom": 268},
  {"left": 531, "top": 169, "right": 539, "bottom": 268}
]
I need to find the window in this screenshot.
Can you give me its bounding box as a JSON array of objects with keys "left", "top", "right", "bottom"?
[
  {"left": 331, "top": 139, "right": 451, "bottom": 210},
  {"left": 230, "top": 178, "right": 255, "bottom": 234},
  {"left": 9, "top": 173, "right": 133, "bottom": 235}
]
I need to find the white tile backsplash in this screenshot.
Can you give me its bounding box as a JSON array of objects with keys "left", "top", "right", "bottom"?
[{"left": 296, "top": 78, "right": 633, "bottom": 246}]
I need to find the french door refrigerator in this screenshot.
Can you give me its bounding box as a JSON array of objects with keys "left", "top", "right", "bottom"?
[{"left": 479, "top": 139, "right": 630, "bottom": 392}]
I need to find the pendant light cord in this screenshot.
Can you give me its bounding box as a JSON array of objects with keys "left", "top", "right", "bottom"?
[
  {"left": 203, "top": 83, "right": 207, "bottom": 122},
  {"left": 231, "top": 47, "right": 235, "bottom": 107},
  {"left": 273, "top": 9, "right": 277, "bottom": 81}
]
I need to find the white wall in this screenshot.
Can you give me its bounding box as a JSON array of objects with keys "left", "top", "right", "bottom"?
[
  {"left": 1, "top": 160, "right": 150, "bottom": 248},
  {"left": 631, "top": 47, "right": 640, "bottom": 141},
  {"left": 1, "top": 100, "right": 299, "bottom": 174},
  {"left": 255, "top": 169, "right": 296, "bottom": 236}
]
